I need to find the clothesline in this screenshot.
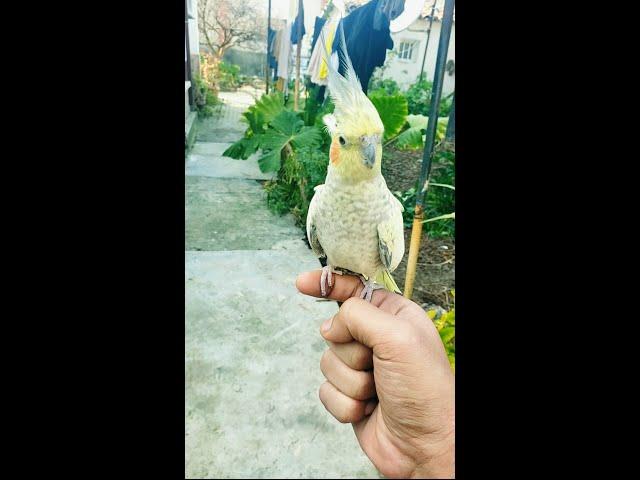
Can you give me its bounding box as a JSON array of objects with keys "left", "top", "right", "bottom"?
[{"left": 266, "top": 0, "right": 396, "bottom": 98}]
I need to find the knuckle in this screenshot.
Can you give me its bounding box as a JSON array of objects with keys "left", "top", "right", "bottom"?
[
  {"left": 319, "top": 349, "right": 332, "bottom": 374},
  {"left": 340, "top": 400, "right": 364, "bottom": 423},
  {"left": 351, "top": 346, "right": 372, "bottom": 370},
  {"left": 394, "top": 324, "right": 420, "bottom": 347},
  {"left": 352, "top": 373, "right": 374, "bottom": 400}
]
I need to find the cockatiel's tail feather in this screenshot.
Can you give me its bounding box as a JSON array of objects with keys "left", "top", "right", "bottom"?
[{"left": 375, "top": 270, "right": 401, "bottom": 295}]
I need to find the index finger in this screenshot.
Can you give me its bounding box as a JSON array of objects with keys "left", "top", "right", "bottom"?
[{"left": 295, "top": 270, "right": 392, "bottom": 306}]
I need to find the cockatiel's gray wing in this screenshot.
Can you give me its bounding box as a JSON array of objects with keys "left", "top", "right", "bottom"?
[
  {"left": 377, "top": 195, "right": 405, "bottom": 273},
  {"left": 306, "top": 184, "right": 326, "bottom": 258}
]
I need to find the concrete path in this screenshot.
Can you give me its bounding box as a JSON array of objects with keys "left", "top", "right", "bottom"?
[{"left": 185, "top": 90, "right": 381, "bottom": 479}]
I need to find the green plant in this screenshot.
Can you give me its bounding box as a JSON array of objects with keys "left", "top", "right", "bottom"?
[
  {"left": 256, "top": 110, "right": 323, "bottom": 172},
  {"left": 227, "top": 84, "right": 441, "bottom": 230},
  {"left": 224, "top": 91, "right": 327, "bottom": 227},
  {"left": 427, "top": 291, "right": 455, "bottom": 372},
  {"left": 368, "top": 77, "right": 401, "bottom": 95},
  {"left": 217, "top": 61, "right": 241, "bottom": 90},
  {"left": 368, "top": 91, "right": 408, "bottom": 141},
  {"left": 192, "top": 74, "right": 220, "bottom": 118},
  {"left": 405, "top": 78, "right": 453, "bottom": 117},
  {"left": 392, "top": 144, "right": 455, "bottom": 238},
  {"left": 392, "top": 114, "right": 448, "bottom": 150}
]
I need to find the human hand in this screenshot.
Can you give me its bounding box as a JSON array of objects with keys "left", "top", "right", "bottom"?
[{"left": 296, "top": 271, "right": 455, "bottom": 479}]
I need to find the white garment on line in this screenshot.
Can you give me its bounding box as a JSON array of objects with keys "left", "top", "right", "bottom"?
[
  {"left": 307, "top": 14, "right": 340, "bottom": 87},
  {"left": 277, "top": 22, "right": 292, "bottom": 81}
]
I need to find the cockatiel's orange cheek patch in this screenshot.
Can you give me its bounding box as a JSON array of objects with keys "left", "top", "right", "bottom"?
[{"left": 329, "top": 138, "right": 341, "bottom": 165}]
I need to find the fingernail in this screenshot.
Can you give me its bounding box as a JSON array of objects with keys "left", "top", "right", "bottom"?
[
  {"left": 365, "top": 400, "right": 377, "bottom": 416},
  {"left": 321, "top": 315, "right": 334, "bottom": 332}
]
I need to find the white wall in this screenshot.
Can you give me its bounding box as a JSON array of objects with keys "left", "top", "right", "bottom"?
[
  {"left": 382, "top": 17, "right": 455, "bottom": 94},
  {"left": 187, "top": 0, "right": 199, "bottom": 58}
]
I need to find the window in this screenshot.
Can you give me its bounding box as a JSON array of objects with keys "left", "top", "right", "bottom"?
[{"left": 398, "top": 41, "right": 417, "bottom": 61}]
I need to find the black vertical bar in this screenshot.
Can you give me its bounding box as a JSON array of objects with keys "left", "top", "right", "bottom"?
[
  {"left": 266, "top": 0, "right": 272, "bottom": 94},
  {"left": 446, "top": 92, "right": 455, "bottom": 140},
  {"left": 418, "top": 1, "right": 437, "bottom": 83},
  {"left": 416, "top": 0, "right": 454, "bottom": 208}
]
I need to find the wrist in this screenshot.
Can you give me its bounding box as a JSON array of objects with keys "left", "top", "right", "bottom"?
[
  {"left": 411, "top": 447, "right": 454, "bottom": 479},
  {"left": 411, "top": 430, "right": 455, "bottom": 479}
]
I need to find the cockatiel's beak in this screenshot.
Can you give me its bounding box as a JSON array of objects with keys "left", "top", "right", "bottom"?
[{"left": 362, "top": 136, "right": 378, "bottom": 169}]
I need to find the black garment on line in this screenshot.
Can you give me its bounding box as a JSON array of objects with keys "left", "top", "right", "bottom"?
[
  {"left": 268, "top": 28, "right": 278, "bottom": 70},
  {"left": 331, "top": 0, "right": 394, "bottom": 94},
  {"left": 311, "top": 16, "right": 326, "bottom": 52},
  {"left": 290, "top": 0, "right": 306, "bottom": 44}
]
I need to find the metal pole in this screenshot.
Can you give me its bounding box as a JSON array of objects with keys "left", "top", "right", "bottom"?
[
  {"left": 294, "top": 0, "right": 303, "bottom": 110},
  {"left": 266, "top": 0, "right": 272, "bottom": 94},
  {"left": 445, "top": 92, "right": 455, "bottom": 141},
  {"left": 418, "top": 0, "right": 437, "bottom": 83},
  {"left": 404, "top": 0, "right": 454, "bottom": 299}
]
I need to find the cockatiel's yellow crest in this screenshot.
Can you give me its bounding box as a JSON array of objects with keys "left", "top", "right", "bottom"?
[{"left": 306, "top": 23, "right": 405, "bottom": 301}]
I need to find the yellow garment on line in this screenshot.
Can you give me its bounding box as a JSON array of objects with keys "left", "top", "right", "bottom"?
[{"left": 318, "top": 24, "right": 336, "bottom": 80}]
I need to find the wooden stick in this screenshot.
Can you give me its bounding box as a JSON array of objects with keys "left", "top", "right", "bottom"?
[{"left": 404, "top": 204, "right": 425, "bottom": 299}]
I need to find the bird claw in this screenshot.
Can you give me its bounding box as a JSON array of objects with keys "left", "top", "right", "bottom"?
[
  {"left": 358, "top": 275, "right": 384, "bottom": 302},
  {"left": 320, "top": 265, "right": 343, "bottom": 297}
]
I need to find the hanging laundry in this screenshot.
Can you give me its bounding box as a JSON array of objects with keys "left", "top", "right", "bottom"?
[
  {"left": 277, "top": 22, "right": 292, "bottom": 83},
  {"left": 311, "top": 16, "right": 326, "bottom": 52},
  {"left": 290, "top": 0, "right": 306, "bottom": 45},
  {"left": 307, "top": 12, "right": 339, "bottom": 86},
  {"left": 268, "top": 28, "right": 278, "bottom": 70},
  {"left": 331, "top": 0, "right": 394, "bottom": 93},
  {"left": 272, "top": 29, "right": 283, "bottom": 61}
]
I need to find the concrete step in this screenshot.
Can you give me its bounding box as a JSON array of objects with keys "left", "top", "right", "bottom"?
[
  {"left": 185, "top": 177, "right": 301, "bottom": 251},
  {"left": 186, "top": 142, "right": 274, "bottom": 181}
]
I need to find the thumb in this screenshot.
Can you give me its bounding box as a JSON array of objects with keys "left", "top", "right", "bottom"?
[{"left": 320, "top": 297, "right": 396, "bottom": 348}]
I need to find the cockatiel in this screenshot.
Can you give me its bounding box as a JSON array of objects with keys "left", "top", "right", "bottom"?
[{"left": 306, "top": 26, "right": 405, "bottom": 302}]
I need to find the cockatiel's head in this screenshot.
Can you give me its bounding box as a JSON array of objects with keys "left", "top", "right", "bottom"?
[{"left": 321, "top": 26, "right": 384, "bottom": 182}]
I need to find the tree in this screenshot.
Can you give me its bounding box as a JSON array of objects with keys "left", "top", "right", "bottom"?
[{"left": 198, "top": 0, "right": 266, "bottom": 63}]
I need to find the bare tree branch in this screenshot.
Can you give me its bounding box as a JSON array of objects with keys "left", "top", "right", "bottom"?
[{"left": 198, "top": 0, "right": 266, "bottom": 61}]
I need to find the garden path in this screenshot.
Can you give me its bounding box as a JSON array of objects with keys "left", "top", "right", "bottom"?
[{"left": 184, "top": 88, "right": 381, "bottom": 479}]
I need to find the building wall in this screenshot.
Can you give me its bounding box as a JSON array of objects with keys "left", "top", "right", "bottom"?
[
  {"left": 187, "top": 0, "right": 200, "bottom": 73},
  {"left": 381, "top": 17, "right": 455, "bottom": 94}
]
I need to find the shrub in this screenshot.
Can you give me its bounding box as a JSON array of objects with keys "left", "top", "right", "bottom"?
[
  {"left": 218, "top": 61, "right": 241, "bottom": 90},
  {"left": 368, "top": 77, "right": 401, "bottom": 95},
  {"left": 405, "top": 78, "right": 453, "bottom": 117},
  {"left": 427, "top": 292, "right": 455, "bottom": 372},
  {"left": 392, "top": 144, "right": 455, "bottom": 238}
]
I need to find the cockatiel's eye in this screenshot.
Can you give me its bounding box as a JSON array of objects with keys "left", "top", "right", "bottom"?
[{"left": 338, "top": 136, "right": 347, "bottom": 146}]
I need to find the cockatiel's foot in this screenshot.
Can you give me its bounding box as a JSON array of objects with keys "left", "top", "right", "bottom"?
[
  {"left": 358, "top": 275, "right": 385, "bottom": 302},
  {"left": 320, "top": 265, "right": 343, "bottom": 297}
]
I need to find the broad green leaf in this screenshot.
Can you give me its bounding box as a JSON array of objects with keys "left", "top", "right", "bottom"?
[
  {"left": 368, "top": 93, "right": 408, "bottom": 141},
  {"left": 291, "top": 126, "right": 323, "bottom": 150},
  {"left": 243, "top": 109, "right": 265, "bottom": 134},
  {"left": 252, "top": 91, "right": 285, "bottom": 123},
  {"left": 270, "top": 110, "right": 304, "bottom": 136},
  {"left": 222, "top": 135, "right": 261, "bottom": 160},
  {"left": 242, "top": 91, "right": 285, "bottom": 134},
  {"left": 255, "top": 111, "right": 324, "bottom": 173},
  {"left": 395, "top": 115, "right": 449, "bottom": 150},
  {"left": 395, "top": 127, "right": 424, "bottom": 150},
  {"left": 258, "top": 150, "right": 282, "bottom": 172},
  {"left": 222, "top": 139, "right": 246, "bottom": 159}
]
